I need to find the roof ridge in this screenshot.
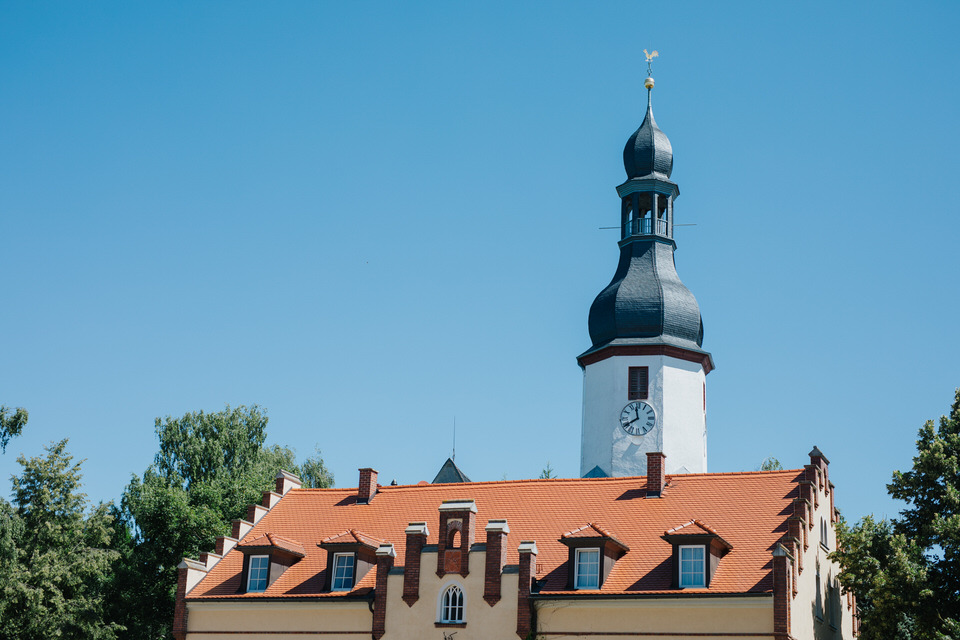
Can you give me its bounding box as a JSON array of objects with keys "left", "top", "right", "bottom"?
[{"left": 292, "top": 468, "right": 803, "bottom": 493}]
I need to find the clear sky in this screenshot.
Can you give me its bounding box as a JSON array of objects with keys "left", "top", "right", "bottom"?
[{"left": 2, "top": 1, "right": 958, "bottom": 524}]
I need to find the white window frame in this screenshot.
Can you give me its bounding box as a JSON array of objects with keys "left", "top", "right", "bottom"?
[
  {"left": 247, "top": 555, "right": 270, "bottom": 593},
  {"left": 331, "top": 552, "right": 355, "bottom": 591},
  {"left": 678, "top": 545, "right": 706, "bottom": 588},
  {"left": 437, "top": 582, "right": 465, "bottom": 624},
  {"left": 574, "top": 547, "right": 601, "bottom": 589}
]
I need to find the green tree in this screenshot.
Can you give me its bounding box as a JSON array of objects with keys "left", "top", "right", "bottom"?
[
  {"left": 539, "top": 461, "right": 555, "bottom": 479},
  {"left": 0, "top": 439, "right": 121, "bottom": 640},
  {"left": 298, "top": 445, "right": 335, "bottom": 489},
  {"left": 832, "top": 389, "right": 960, "bottom": 640},
  {"left": 114, "top": 405, "right": 333, "bottom": 639},
  {"left": 759, "top": 456, "right": 783, "bottom": 471},
  {"left": 0, "top": 404, "right": 28, "bottom": 453}
]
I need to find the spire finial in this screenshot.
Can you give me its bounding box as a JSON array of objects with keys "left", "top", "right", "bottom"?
[{"left": 643, "top": 49, "right": 658, "bottom": 90}]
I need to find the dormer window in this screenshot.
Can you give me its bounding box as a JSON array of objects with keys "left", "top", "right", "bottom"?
[
  {"left": 662, "top": 520, "right": 732, "bottom": 590},
  {"left": 679, "top": 545, "right": 705, "bottom": 588},
  {"left": 559, "top": 523, "right": 629, "bottom": 591},
  {"left": 318, "top": 529, "right": 382, "bottom": 593},
  {"left": 574, "top": 548, "right": 601, "bottom": 589},
  {"left": 236, "top": 533, "right": 305, "bottom": 594},
  {"left": 332, "top": 552, "right": 355, "bottom": 591},
  {"left": 246, "top": 555, "right": 269, "bottom": 592}
]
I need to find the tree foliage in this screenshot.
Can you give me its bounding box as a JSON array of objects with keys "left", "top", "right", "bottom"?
[
  {"left": 832, "top": 388, "right": 960, "bottom": 640},
  {"left": 0, "top": 404, "right": 28, "bottom": 453},
  {"left": 114, "top": 405, "right": 333, "bottom": 639},
  {"left": 759, "top": 456, "right": 783, "bottom": 471},
  {"left": 0, "top": 440, "right": 121, "bottom": 639},
  {"left": 539, "top": 461, "right": 555, "bottom": 479}
]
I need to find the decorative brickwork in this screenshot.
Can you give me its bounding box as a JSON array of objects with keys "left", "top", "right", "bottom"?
[
  {"left": 402, "top": 522, "right": 428, "bottom": 606},
  {"left": 646, "top": 452, "right": 666, "bottom": 497},
  {"left": 372, "top": 544, "right": 395, "bottom": 640},
  {"left": 275, "top": 469, "right": 302, "bottom": 495},
  {"left": 772, "top": 545, "right": 792, "bottom": 640},
  {"left": 436, "top": 501, "right": 475, "bottom": 578},
  {"left": 483, "top": 520, "right": 509, "bottom": 606},
  {"left": 172, "top": 564, "right": 189, "bottom": 640},
  {"left": 787, "top": 518, "right": 804, "bottom": 572},
  {"left": 516, "top": 542, "right": 537, "bottom": 639}
]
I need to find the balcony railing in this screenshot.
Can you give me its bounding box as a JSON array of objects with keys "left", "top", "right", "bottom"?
[{"left": 624, "top": 217, "right": 669, "bottom": 237}]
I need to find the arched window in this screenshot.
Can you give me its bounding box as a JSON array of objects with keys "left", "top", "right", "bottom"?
[
  {"left": 439, "top": 583, "right": 465, "bottom": 623},
  {"left": 448, "top": 527, "right": 461, "bottom": 550}
]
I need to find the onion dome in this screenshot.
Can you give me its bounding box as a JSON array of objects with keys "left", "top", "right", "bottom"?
[
  {"left": 622, "top": 78, "right": 673, "bottom": 179},
  {"left": 587, "top": 236, "right": 704, "bottom": 352}
]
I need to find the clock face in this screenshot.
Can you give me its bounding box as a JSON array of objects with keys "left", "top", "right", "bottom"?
[{"left": 620, "top": 401, "right": 656, "bottom": 436}]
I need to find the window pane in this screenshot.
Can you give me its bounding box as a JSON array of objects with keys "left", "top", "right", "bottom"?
[
  {"left": 441, "top": 585, "right": 464, "bottom": 622},
  {"left": 247, "top": 556, "right": 269, "bottom": 592},
  {"left": 332, "top": 554, "right": 355, "bottom": 590},
  {"left": 679, "top": 546, "right": 705, "bottom": 588},
  {"left": 575, "top": 549, "right": 600, "bottom": 589}
]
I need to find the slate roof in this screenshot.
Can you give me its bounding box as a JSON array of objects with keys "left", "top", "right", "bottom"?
[
  {"left": 187, "top": 469, "right": 801, "bottom": 600},
  {"left": 585, "top": 239, "right": 706, "bottom": 354},
  {"left": 623, "top": 89, "right": 673, "bottom": 180},
  {"left": 432, "top": 458, "right": 471, "bottom": 484}
]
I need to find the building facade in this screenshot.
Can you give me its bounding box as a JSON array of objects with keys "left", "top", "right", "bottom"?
[
  {"left": 175, "top": 451, "right": 854, "bottom": 639},
  {"left": 173, "top": 75, "right": 858, "bottom": 640}
]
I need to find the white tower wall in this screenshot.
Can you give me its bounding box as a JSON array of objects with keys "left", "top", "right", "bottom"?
[{"left": 580, "top": 354, "right": 706, "bottom": 477}]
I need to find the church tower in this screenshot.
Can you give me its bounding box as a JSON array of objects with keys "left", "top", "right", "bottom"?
[{"left": 578, "top": 73, "right": 714, "bottom": 478}]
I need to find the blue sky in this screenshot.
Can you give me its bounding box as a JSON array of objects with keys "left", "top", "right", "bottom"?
[{"left": 2, "top": 1, "right": 958, "bottom": 523}]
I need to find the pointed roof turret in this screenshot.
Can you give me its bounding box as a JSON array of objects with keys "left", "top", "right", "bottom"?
[{"left": 623, "top": 76, "right": 673, "bottom": 180}]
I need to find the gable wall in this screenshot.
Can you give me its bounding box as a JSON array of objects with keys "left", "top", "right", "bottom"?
[{"left": 383, "top": 548, "right": 519, "bottom": 640}]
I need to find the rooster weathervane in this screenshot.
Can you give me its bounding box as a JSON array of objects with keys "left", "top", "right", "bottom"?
[{"left": 643, "top": 49, "right": 659, "bottom": 76}]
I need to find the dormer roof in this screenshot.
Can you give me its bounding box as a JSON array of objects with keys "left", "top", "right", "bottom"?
[
  {"left": 236, "top": 532, "right": 305, "bottom": 558},
  {"left": 560, "top": 522, "right": 629, "bottom": 552},
  {"left": 662, "top": 519, "right": 732, "bottom": 550},
  {"left": 319, "top": 529, "right": 382, "bottom": 549}
]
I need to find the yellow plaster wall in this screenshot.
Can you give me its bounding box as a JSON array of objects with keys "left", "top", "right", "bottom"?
[
  {"left": 185, "top": 600, "right": 370, "bottom": 639},
  {"left": 382, "top": 549, "right": 519, "bottom": 640},
  {"left": 537, "top": 596, "right": 773, "bottom": 639}
]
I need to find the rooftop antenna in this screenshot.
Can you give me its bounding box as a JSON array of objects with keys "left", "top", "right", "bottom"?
[{"left": 452, "top": 417, "right": 456, "bottom": 462}]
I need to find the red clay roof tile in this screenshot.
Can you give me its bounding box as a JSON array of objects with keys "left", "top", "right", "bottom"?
[{"left": 188, "top": 469, "right": 801, "bottom": 599}]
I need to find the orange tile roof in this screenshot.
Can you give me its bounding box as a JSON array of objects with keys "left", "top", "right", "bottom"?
[{"left": 189, "top": 469, "right": 801, "bottom": 600}]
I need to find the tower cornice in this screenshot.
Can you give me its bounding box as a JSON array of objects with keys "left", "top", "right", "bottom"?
[
  {"left": 616, "top": 176, "right": 679, "bottom": 200},
  {"left": 576, "top": 342, "right": 714, "bottom": 373}
]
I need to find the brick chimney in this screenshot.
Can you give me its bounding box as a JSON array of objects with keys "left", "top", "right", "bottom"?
[
  {"left": 646, "top": 452, "right": 666, "bottom": 497},
  {"left": 358, "top": 468, "right": 378, "bottom": 504}
]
